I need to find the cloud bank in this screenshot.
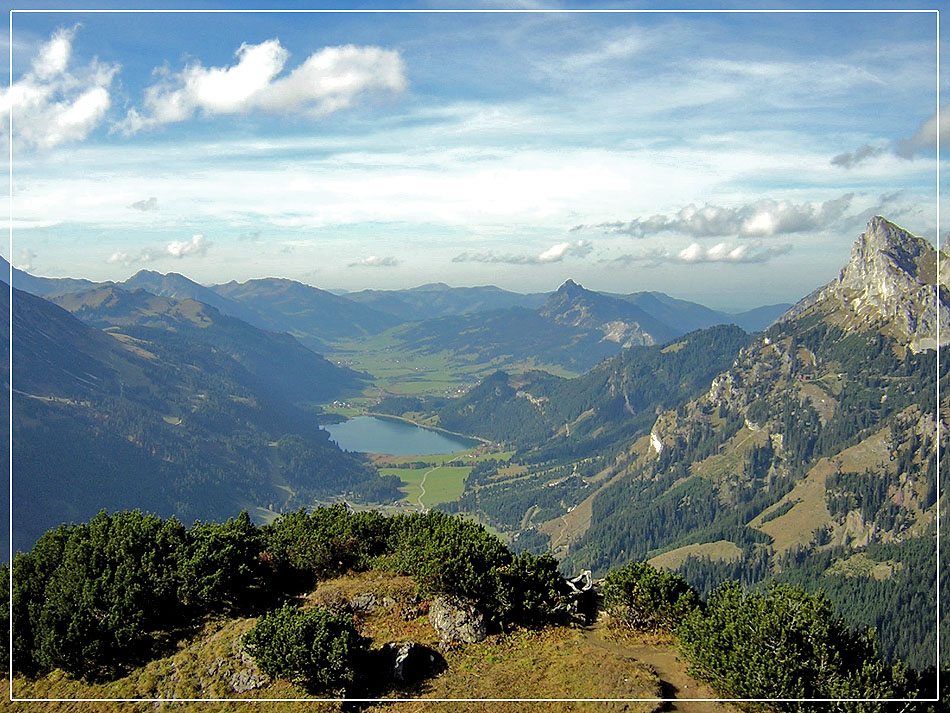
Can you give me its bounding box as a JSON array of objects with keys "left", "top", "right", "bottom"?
[
  {"left": 117, "top": 39, "right": 407, "bottom": 134},
  {"left": 612, "top": 241, "right": 791, "bottom": 266},
  {"left": 452, "top": 239, "right": 592, "bottom": 265},
  {"left": 580, "top": 196, "right": 853, "bottom": 239},
  {"left": 0, "top": 27, "right": 119, "bottom": 149},
  {"left": 895, "top": 106, "right": 950, "bottom": 159}
]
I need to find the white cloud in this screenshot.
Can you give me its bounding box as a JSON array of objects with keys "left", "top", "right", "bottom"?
[
  {"left": 585, "top": 195, "right": 854, "bottom": 239},
  {"left": 116, "top": 39, "right": 407, "bottom": 134},
  {"left": 453, "top": 239, "right": 592, "bottom": 265},
  {"left": 348, "top": 255, "right": 399, "bottom": 267},
  {"left": 561, "top": 32, "right": 646, "bottom": 72},
  {"left": 611, "top": 241, "right": 791, "bottom": 266},
  {"left": 106, "top": 234, "right": 210, "bottom": 265},
  {"left": 167, "top": 234, "right": 210, "bottom": 258},
  {"left": 15, "top": 247, "right": 37, "bottom": 271},
  {"left": 0, "top": 27, "right": 119, "bottom": 149}
]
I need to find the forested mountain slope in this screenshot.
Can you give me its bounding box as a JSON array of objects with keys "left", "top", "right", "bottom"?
[
  {"left": 386, "top": 281, "right": 754, "bottom": 373},
  {"left": 559, "top": 216, "right": 944, "bottom": 668},
  {"left": 51, "top": 285, "right": 368, "bottom": 405},
  {"left": 5, "top": 285, "right": 397, "bottom": 549}
]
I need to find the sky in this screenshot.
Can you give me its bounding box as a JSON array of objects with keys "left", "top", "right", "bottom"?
[{"left": 1, "top": 1, "right": 946, "bottom": 310}]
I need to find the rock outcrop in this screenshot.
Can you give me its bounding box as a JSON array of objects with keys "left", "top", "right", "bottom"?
[{"left": 784, "top": 216, "right": 948, "bottom": 352}]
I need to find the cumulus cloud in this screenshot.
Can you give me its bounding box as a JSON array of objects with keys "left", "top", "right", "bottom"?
[
  {"left": 0, "top": 26, "right": 119, "bottom": 149},
  {"left": 452, "top": 239, "right": 592, "bottom": 265},
  {"left": 107, "top": 234, "right": 211, "bottom": 265},
  {"left": 130, "top": 196, "right": 158, "bottom": 211},
  {"left": 579, "top": 196, "right": 853, "bottom": 239},
  {"left": 116, "top": 39, "right": 407, "bottom": 134},
  {"left": 167, "top": 234, "right": 210, "bottom": 258},
  {"left": 348, "top": 255, "right": 399, "bottom": 267},
  {"left": 611, "top": 241, "right": 791, "bottom": 266}
]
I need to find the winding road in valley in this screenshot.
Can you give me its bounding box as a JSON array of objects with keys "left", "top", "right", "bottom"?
[{"left": 416, "top": 466, "right": 438, "bottom": 509}]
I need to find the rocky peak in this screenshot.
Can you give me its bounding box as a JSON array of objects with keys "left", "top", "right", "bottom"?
[
  {"left": 556, "top": 278, "right": 585, "bottom": 296},
  {"left": 839, "top": 216, "right": 931, "bottom": 296},
  {"left": 785, "top": 216, "right": 948, "bottom": 352},
  {"left": 541, "top": 280, "right": 591, "bottom": 317}
]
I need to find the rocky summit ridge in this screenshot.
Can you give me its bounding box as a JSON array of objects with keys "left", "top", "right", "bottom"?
[{"left": 785, "top": 215, "right": 948, "bottom": 352}]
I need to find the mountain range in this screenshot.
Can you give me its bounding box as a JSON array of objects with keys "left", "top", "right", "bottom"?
[
  {"left": 4, "top": 257, "right": 790, "bottom": 361},
  {"left": 4, "top": 215, "right": 943, "bottom": 669}
]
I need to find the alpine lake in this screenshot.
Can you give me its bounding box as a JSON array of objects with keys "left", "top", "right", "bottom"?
[
  {"left": 323, "top": 416, "right": 489, "bottom": 509},
  {"left": 324, "top": 415, "right": 479, "bottom": 456}
]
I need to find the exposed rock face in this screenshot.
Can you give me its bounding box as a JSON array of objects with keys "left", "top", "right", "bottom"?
[
  {"left": 785, "top": 216, "right": 948, "bottom": 352},
  {"left": 428, "top": 596, "right": 487, "bottom": 646}
]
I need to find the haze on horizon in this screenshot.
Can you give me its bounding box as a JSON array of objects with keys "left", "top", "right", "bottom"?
[{"left": 1, "top": 1, "right": 946, "bottom": 311}]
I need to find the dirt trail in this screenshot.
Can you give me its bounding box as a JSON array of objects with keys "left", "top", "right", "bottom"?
[{"left": 578, "top": 622, "right": 739, "bottom": 713}]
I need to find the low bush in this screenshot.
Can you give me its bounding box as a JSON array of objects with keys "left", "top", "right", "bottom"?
[
  {"left": 241, "top": 604, "right": 366, "bottom": 691},
  {"left": 603, "top": 560, "right": 700, "bottom": 632},
  {"left": 678, "top": 581, "right": 897, "bottom": 708}
]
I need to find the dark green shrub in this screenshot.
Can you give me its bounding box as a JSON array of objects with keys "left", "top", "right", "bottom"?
[
  {"left": 177, "top": 511, "right": 263, "bottom": 613},
  {"left": 385, "top": 510, "right": 514, "bottom": 620},
  {"left": 262, "top": 505, "right": 391, "bottom": 581},
  {"left": 603, "top": 560, "right": 700, "bottom": 632},
  {"left": 242, "top": 605, "right": 366, "bottom": 690},
  {"left": 13, "top": 511, "right": 186, "bottom": 679},
  {"left": 678, "top": 581, "right": 896, "bottom": 709},
  {"left": 495, "top": 551, "right": 569, "bottom": 628}
]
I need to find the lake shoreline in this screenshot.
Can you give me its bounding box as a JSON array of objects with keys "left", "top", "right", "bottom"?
[
  {"left": 324, "top": 414, "right": 484, "bottom": 456},
  {"left": 365, "top": 412, "right": 491, "bottom": 445}
]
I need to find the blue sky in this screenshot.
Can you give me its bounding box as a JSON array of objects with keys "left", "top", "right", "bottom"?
[{"left": 1, "top": 2, "right": 945, "bottom": 310}]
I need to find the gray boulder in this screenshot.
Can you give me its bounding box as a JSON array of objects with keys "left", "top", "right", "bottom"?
[{"left": 428, "top": 595, "right": 487, "bottom": 646}]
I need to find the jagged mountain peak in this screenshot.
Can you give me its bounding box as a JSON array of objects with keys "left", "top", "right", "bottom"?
[
  {"left": 843, "top": 216, "right": 932, "bottom": 287},
  {"left": 785, "top": 216, "right": 947, "bottom": 352}
]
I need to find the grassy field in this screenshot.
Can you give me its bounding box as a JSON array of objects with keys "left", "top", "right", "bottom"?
[
  {"left": 328, "top": 333, "right": 481, "bottom": 398},
  {"left": 328, "top": 331, "right": 579, "bottom": 401},
  {"left": 648, "top": 540, "right": 743, "bottom": 572},
  {"left": 389, "top": 465, "right": 470, "bottom": 507},
  {"left": 372, "top": 451, "right": 512, "bottom": 509}
]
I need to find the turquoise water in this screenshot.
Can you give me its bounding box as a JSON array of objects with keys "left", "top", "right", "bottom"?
[{"left": 323, "top": 415, "right": 478, "bottom": 455}]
